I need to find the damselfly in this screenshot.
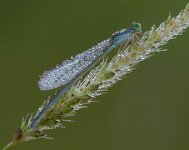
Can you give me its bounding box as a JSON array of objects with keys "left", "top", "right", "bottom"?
[
  {"left": 38, "top": 22, "right": 142, "bottom": 91},
  {"left": 31, "top": 22, "right": 142, "bottom": 128}
]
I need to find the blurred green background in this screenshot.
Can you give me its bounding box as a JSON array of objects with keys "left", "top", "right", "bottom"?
[{"left": 0, "top": 0, "right": 189, "bottom": 150}]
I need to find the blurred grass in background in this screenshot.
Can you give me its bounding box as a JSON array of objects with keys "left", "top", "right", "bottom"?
[{"left": 0, "top": 0, "right": 189, "bottom": 150}]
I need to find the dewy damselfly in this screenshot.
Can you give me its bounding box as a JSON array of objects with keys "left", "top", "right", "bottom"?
[{"left": 31, "top": 22, "right": 142, "bottom": 128}]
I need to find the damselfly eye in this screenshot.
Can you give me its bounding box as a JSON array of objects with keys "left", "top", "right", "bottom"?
[{"left": 132, "top": 22, "right": 142, "bottom": 33}]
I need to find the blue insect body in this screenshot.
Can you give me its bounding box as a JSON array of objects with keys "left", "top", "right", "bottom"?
[{"left": 31, "top": 23, "right": 142, "bottom": 128}]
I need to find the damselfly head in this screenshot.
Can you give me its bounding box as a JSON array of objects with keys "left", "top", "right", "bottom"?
[{"left": 131, "top": 22, "right": 142, "bottom": 35}]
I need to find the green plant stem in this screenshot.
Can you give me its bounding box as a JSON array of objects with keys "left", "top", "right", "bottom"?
[{"left": 2, "top": 140, "right": 19, "bottom": 150}]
